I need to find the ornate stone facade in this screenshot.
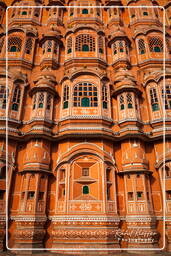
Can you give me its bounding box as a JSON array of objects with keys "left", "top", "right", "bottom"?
[{"left": 0, "top": 0, "right": 171, "bottom": 253}]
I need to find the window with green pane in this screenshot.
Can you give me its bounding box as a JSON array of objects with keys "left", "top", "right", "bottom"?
[
  {"left": 82, "top": 44, "right": 89, "bottom": 51},
  {"left": 83, "top": 185, "right": 89, "bottom": 194},
  {"left": 82, "top": 9, "right": 88, "bottom": 14},
  {"left": 73, "top": 82, "right": 98, "bottom": 107}
]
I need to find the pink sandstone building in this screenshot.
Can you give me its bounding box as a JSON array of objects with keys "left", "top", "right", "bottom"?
[{"left": 0, "top": 0, "right": 170, "bottom": 253}]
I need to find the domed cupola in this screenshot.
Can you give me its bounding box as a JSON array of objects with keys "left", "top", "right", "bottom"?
[
  {"left": 29, "top": 73, "right": 57, "bottom": 122},
  {"left": 23, "top": 141, "right": 50, "bottom": 172},
  {"left": 108, "top": 28, "right": 131, "bottom": 68}
]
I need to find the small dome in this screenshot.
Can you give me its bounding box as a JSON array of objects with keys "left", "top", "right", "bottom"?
[{"left": 23, "top": 143, "right": 50, "bottom": 171}]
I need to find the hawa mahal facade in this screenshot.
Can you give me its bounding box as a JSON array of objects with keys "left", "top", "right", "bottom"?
[{"left": 0, "top": 0, "right": 171, "bottom": 253}]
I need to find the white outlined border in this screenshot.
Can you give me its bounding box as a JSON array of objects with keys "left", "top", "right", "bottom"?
[{"left": 5, "top": 5, "right": 166, "bottom": 251}]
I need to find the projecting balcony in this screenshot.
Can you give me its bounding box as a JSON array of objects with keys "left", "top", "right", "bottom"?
[{"left": 40, "top": 52, "right": 59, "bottom": 70}]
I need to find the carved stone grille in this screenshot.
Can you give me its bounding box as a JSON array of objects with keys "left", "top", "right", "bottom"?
[
  {"left": 25, "top": 38, "right": 33, "bottom": 54},
  {"left": 46, "top": 94, "right": 52, "bottom": 110},
  {"left": 0, "top": 37, "right": 4, "bottom": 53},
  {"left": 8, "top": 37, "right": 22, "bottom": 52},
  {"left": 149, "top": 37, "right": 163, "bottom": 52},
  {"left": 162, "top": 85, "right": 171, "bottom": 110},
  {"left": 98, "top": 36, "right": 104, "bottom": 53},
  {"left": 120, "top": 95, "right": 124, "bottom": 110},
  {"left": 67, "top": 37, "right": 72, "bottom": 53},
  {"left": 73, "top": 82, "right": 98, "bottom": 107},
  {"left": 150, "top": 88, "right": 159, "bottom": 111},
  {"left": 38, "top": 93, "right": 44, "bottom": 108},
  {"left": 63, "top": 85, "right": 69, "bottom": 109},
  {"left": 75, "top": 34, "right": 95, "bottom": 52},
  {"left": 138, "top": 39, "right": 146, "bottom": 54},
  {"left": 0, "top": 86, "right": 7, "bottom": 109},
  {"left": 12, "top": 86, "right": 21, "bottom": 111},
  {"left": 102, "top": 85, "right": 107, "bottom": 109}
]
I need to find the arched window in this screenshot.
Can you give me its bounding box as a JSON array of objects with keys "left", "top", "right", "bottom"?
[
  {"left": 138, "top": 39, "right": 146, "bottom": 55},
  {"left": 38, "top": 93, "right": 44, "bottom": 108},
  {"left": 119, "top": 41, "right": 124, "bottom": 52},
  {"left": 113, "top": 42, "right": 117, "bottom": 55},
  {"left": 102, "top": 85, "right": 107, "bottom": 109},
  {"left": 0, "top": 86, "right": 7, "bottom": 109},
  {"left": 25, "top": 38, "right": 33, "bottom": 54},
  {"left": 150, "top": 88, "right": 159, "bottom": 111},
  {"left": 83, "top": 185, "right": 89, "bottom": 194},
  {"left": 47, "top": 41, "right": 52, "bottom": 52},
  {"left": 75, "top": 34, "right": 95, "bottom": 52},
  {"left": 22, "top": 11, "right": 27, "bottom": 15},
  {"left": 98, "top": 36, "right": 104, "bottom": 54},
  {"left": 0, "top": 166, "right": 6, "bottom": 179},
  {"left": 149, "top": 37, "right": 163, "bottom": 52},
  {"left": 63, "top": 85, "right": 69, "bottom": 109},
  {"left": 82, "top": 9, "right": 88, "bottom": 14},
  {"left": 32, "top": 94, "right": 37, "bottom": 110},
  {"left": 127, "top": 93, "right": 133, "bottom": 109},
  {"left": 67, "top": 37, "right": 72, "bottom": 54},
  {"left": 73, "top": 82, "right": 98, "bottom": 107},
  {"left": 12, "top": 86, "right": 21, "bottom": 111},
  {"left": 8, "top": 37, "right": 22, "bottom": 52},
  {"left": 46, "top": 94, "right": 52, "bottom": 110},
  {"left": 120, "top": 95, "right": 124, "bottom": 110},
  {"left": 161, "top": 85, "right": 171, "bottom": 110}
]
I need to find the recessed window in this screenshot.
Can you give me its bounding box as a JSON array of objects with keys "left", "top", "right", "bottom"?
[
  {"left": 38, "top": 192, "right": 44, "bottom": 200},
  {"left": 137, "top": 191, "right": 143, "bottom": 200},
  {"left": 143, "top": 12, "right": 148, "bottom": 16},
  {"left": 12, "top": 86, "right": 21, "bottom": 112},
  {"left": 46, "top": 94, "right": 51, "bottom": 110},
  {"left": 161, "top": 85, "right": 171, "bottom": 110},
  {"left": 150, "top": 88, "right": 159, "bottom": 112},
  {"left": 138, "top": 39, "right": 146, "bottom": 55},
  {"left": 128, "top": 192, "right": 133, "bottom": 201},
  {"left": 102, "top": 85, "right": 108, "bottom": 109},
  {"left": 28, "top": 191, "right": 35, "bottom": 199},
  {"left": 131, "top": 14, "right": 135, "bottom": 18},
  {"left": 107, "top": 185, "right": 111, "bottom": 200},
  {"left": 38, "top": 93, "right": 44, "bottom": 109},
  {"left": 0, "top": 166, "right": 6, "bottom": 179},
  {"left": 120, "top": 95, "right": 124, "bottom": 110},
  {"left": 127, "top": 93, "right": 133, "bottom": 109},
  {"left": 22, "top": 11, "right": 27, "bottom": 15},
  {"left": 82, "top": 168, "right": 89, "bottom": 176},
  {"left": 0, "top": 190, "right": 5, "bottom": 200},
  {"left": 83, "top": 185, "right": 89, "bottom": 194},
  {"left": 82, "top": 9, "right": 88, "bottom": 14},
  {"left": 0, "top": 86, "right": 7, "bottom": 109},
  {"left": 68, "top": 48, "right": 72, "bottom": 54},
  {"left": 166, "top": 190, "right": 171, "bottom": 200},
  {"left": 63, "top": 85, "right": 69, "bottom": 109}
]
